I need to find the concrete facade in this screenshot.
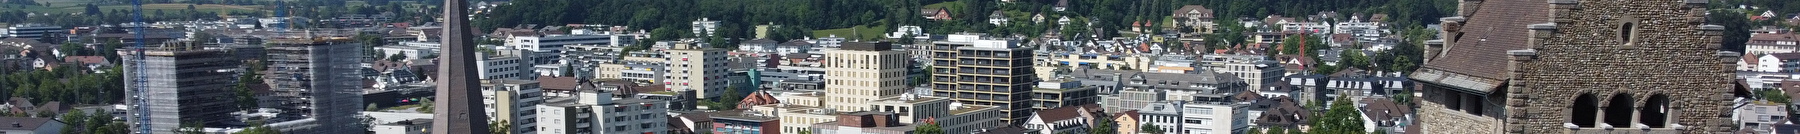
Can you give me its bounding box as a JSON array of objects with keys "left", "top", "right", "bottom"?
[
  {"left": 265, "top": 40, "right": 365, "bottom": 134},
  {"left": 664, "top": 42, "right": 730, "bottom": 99},
  {"left": 822, "top": 42, "right": 912, "bottom": 111},
  {"left": 123, "top": 48, "right": 241, "bottom": 134}
]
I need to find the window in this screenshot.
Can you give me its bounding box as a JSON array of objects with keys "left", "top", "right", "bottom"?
[
  {"left": 1604, "top": 94, "right": 1634, "bottom": 126},
  {"left": 1571, "top": 94, "right": 1598, "bottom": 127},
  {"left": 1640, "top": 94, "right": 1670, "bottom": 127}
]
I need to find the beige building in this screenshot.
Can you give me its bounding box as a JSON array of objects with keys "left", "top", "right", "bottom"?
[
  {"left": 481, "top": 79, "right": 543, "bottom": 134},
  {"left": 749, "top": 104, "right": 840, "bottom": 134},
  {"left": 823, "top": 42, "right": 913, "bottom": 111},
  {"left": 664, "top": 41, "right": 730, "bottom": 99}
]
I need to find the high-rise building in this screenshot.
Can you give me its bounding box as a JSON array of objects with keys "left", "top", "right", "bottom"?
[
  {"left": 265, "top": 39, "right": 365, "bottom": 134},
  {"left": 822, "top": 42, "right": 911, "bottom": 111},
  {"left": 663, "top": 41, "right": 730, "bottom": 99},
  {"left": 123, "top": 48, "right": 241, "bottom": 134},
  {"left": 482, "top": 79, "right": 544, "bottom": 134},
  {"left": 928, "top": 33, "right": 1037, "bottom": 124}
]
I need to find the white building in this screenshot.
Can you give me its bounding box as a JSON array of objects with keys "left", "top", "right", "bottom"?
[
  {"left": 1758, "top": 53, "right": 1800, "bottom": 73},
  {"left": 1281, "top": 22, "right": 1331, "bottom": 33},
  {"left": 373, "top": 42, "right": 440, "bottom": 61},
  {"left": 693, "top": 18, "right": 721, "bottom": 37},
  {"left": 4, "top": 24, "right": 61, "bottom": 39},
  {"left": 483, "top": 79, "right": 545, "bottom": 134},
  {"left": 505, "top": 33, "right": 636, "bottom": 64},
  {"left": 1734, "top": 101, "right": 1789, "bottom": 133},
  {"left": 477, "top": 46, "right": 537, "bottom": 80},
  {"left": 535, "top": 91, "right": 669, "bottom": 134},
  {"left": 1199, "top": 54, "right": 1286, "bottom": 91},
  {"left": 1138, "top": 100, "right": 1250, "bottom": 134},
  {"left": 1747, "top": 33, "right": 1800, "bottom": 55}
]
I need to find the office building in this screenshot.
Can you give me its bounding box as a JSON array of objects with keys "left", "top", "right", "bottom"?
[
  {"left": 265, "top": 39, "right": 364, "bottom": 134},
  {"left": 664, "top": 41, "right": 730, "bottom": 99},
  {"left": 535, "top": 90, "right": 669, "bottom": 134},
  {"left": 5, "top": 24, "right": 60, "bottom": 39},
  {"left": 1031, "top": 80, "right": 1099, "bottom": 110},
  {"left": 928, "top": 33, "right": 1037, "bottom": 124},
  {"left": 505, "top": 33, "right": 636, "bottom": 64},
  {"left": 483, "top": 79, "right": 544, "bottom": 134},
  {"left": 477, "top": 47, "right": 537, "bottom": 80},
  {"left": 822, "top": 42, "right": 912, "bottom": 111},
  {"left": 123, "top": 48, "right": 241, "bottom": 134}
]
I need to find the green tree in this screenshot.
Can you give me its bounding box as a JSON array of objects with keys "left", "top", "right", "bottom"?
[
  {"left": 174, "top": 121, "right": 205, "bottom": 134},
  {"left": 366, "top": 103, "right": 379, "bottom": 111},
  {"left": 798, "top": 130, "right": 811, "bottom": 134},
  {"left": 1308, "top": 98, "right": 1366, "bottom": 134},
  {"left": 1266, "top": 126, "right": 1286, "bottom": 134},
  {"left": 915, "top": 121, "right": 944, "bottom": 134},
  {"left": 1243, "top": 127, "right": 1260, "bottom": 134},
  {"left": 1089, "top": 117, "right": 1116, "bottom": 134},
  {"left": 419, "top": 98, "right": 434, "bottom": 113},
  {"left": 490, "top": 120, "right": 511, "bottom": 134},
  {"left": 388, "top": 53, "right": 407, "bottom": 62},
  {"left": 233, "top": 124, "right": 282, "bottom": 134},
  {"left": 1140, "top": 124, "right": 1165, "bottom": 134},
  {"left": 1340, "top": 49, "right": 1371, "bottom": 70},
  {"left": 58, "top": 110, "right": 89, "bottom": 134}
]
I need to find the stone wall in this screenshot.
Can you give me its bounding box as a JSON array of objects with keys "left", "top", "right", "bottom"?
[
  {"left": 1507, "top": 0, "right": 1732, "bottom": 134},
  {"left": 1417, "top": 89, "right": 1504, "bottom": 134}
]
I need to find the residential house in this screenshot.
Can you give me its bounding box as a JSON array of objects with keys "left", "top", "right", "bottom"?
[
  {"left": 1115, "top": 110, "right": 1142, "bottom": 134},
  {"left": 1359, "top": 98, "right": 1412, "bottom": 133},
  {"left": 1758, "top": 53, "right": 1800, "bottom": 73},
  {"left": 989, "top": 11, "right": 1010, "bottom": 25},
  {"left": 1173, "top": 5, "right": 1216, "bottom": 33},
  {"left": 1748, "top": 33, "right": 1799, "bottom": 55},
  {"left": 922, "top": 8, "right": 953, "bottom": 20},
  {"left": 1024, "top": 104, "right": 1106, "bottom": 134},
  {"left": 1735, "top": 101, "right": 1789, "bottom": 133},
  {"left": 0, "top": 117, "right": 63, "bottom": 134}
]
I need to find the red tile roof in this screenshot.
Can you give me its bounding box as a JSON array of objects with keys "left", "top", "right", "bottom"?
[{"left": 62, "top": 56, "right": 107, "bottom": 65}]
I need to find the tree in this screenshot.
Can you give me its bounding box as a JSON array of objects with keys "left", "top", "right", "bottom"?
[
  {"left": 233, "top": 124, "right": 281, "bottom": 134},
  {"left": 915, "top": 121, "right": 944, "bottom": 134},
  {"left": 490, "top": 120, "right": 511, "bottom": 134},
  {"left": 1244, "top": 127, "right": 1260, "bottom": 134},
  {"left": 58, "top": 110, "right": 89, "bottom": 134},
  {"left": 1308, "top": 98, "right": 1365, "bottom": 134},
  {"left": 1090, "top": 117, "right": 1116, "bottom": 134},
  {"left": 174, "top": 121, "right": 205, "bottom": 134},
  {"left": 1140, "top": 124, "right": 1165, "bottom": 134},
  {"left": 1707, "top": 9, "right": 1750, "bottom": 53},
  {"left": 1340, "top": 49, "right": 1371, "bottom": 70},
  {"left": 366, "top": 103, "right": 379, "bottom": 111},
  {"left": 798, "top": 130, "right": 811, "bottom": 134},
  {"left": 388, "top": 53, "right": 407, "bottom": 62},
  {"left": 1266, "top": 126, "right": 1286, "bottom": 134},
  {"left": 419, "top": 98, "right": 434, "bottom": 113}
]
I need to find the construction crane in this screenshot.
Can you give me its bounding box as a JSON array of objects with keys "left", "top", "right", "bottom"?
[{"left": 128, "top": 0, "right": 149, "bottom": 133}]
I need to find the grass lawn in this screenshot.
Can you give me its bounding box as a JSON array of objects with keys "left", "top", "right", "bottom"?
[{"left": 812, "top": 24, "right": 889, "bottom": 41}]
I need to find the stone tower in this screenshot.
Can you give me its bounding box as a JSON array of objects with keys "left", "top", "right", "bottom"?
[
  {"left": 432, "top": 0, "right": 492, "bottom": 133},
  {"left": 1412, "top": 0, "right": 1737, "bottom": 133}
]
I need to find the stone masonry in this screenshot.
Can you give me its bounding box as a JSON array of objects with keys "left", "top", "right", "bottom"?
[
  {"left": 1414, "top": 0, "right": 1736, "bottom": 134},
  {"left": 1507, "top": 0, "right": 1733, "bottom": 133}
]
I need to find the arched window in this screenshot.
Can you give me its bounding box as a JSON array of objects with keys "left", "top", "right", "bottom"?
[
  {"left": 1605, "top": 94, "right": 1636, "bottom": 126},
  {"left": 1571, "top": 94, "right": 1599, "bottom": 127},
  {"left": 1640, "top": 94, "right": 1671, "bottom": 128}
]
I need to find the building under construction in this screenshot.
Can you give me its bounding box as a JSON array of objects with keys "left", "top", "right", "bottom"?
[
  {"left": 264, "top": 38, "right": 365, "bottom": 134},
  {"left": 122, "top": 47, "right": 241, "bottom": 134}
]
